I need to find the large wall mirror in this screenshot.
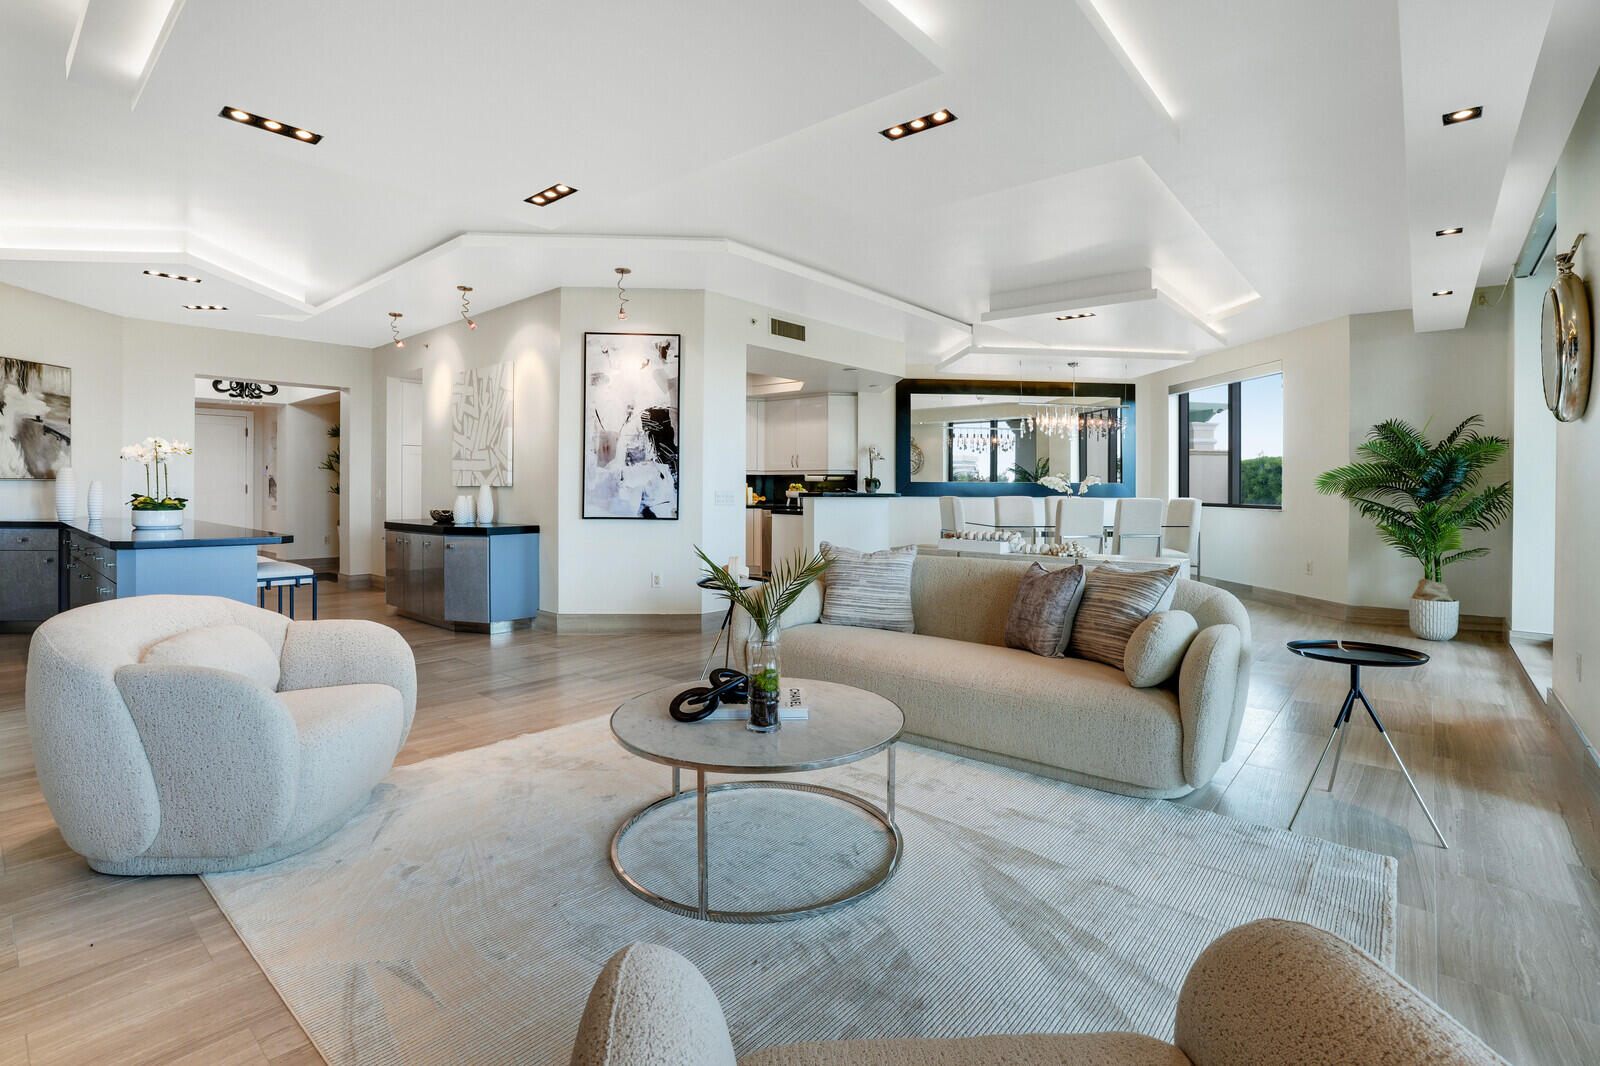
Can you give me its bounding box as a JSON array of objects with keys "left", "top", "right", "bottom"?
[{"left": 895, "top": 379, "right": 1136, "bottom": 496}]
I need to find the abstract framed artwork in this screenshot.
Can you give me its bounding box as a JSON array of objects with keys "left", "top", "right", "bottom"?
[
  {"left": 583, "top": 332, "right": 680, "bottom": 519},
  {"left": 451, "top": 361, "right": 514, "bottom": 486},
  {"left": 0, "top": 358, "right": 71, "bottom": 479}
]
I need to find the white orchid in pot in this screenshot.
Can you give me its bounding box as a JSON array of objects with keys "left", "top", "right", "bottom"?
[{"left": 121, "top": 437, "right": 193, "bottom": 528}]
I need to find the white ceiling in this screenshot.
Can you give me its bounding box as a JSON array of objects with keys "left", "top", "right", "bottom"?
[{"left": 1, "top": 0, "right": 1597, "bottom": 376}]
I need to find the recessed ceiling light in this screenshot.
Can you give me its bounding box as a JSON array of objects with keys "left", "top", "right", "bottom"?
[
  {"left": 183, "top": 304, "right": 227, "bottom": 310},
  {"left": 880, "top": 109, "right": 957, "bottom": 141},
  {"left": 1056, "top": 312, "right": 1097, "bottom": 320},
  {"left": 525, "top": 183, "right": 578, "bottom": 206},
  {"left": 1431, "top": 289, "right": 1453, "bottom": 297},
  {"left": 143, "top": 270, "right": 200, "bottom": 283},
  {"left": 1442, "top": 106, "right": 1482, "bottom": 126},
  {"left": 219, "top": 106, "right": 322, "bottom": 144},
  {"left": 1435, "top": 227, "right": 1463, "bottom": 236}
]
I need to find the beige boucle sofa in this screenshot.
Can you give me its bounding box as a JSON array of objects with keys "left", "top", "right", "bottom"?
[
  {"left": 736, "top": 554, "right": 1250, "bottom": 798},
  {"left": 569, "top": 919, "right": 1508, "bottom": 1065},
  {"left": 26, "top": 594, "right": 416, "bottom": 875}
]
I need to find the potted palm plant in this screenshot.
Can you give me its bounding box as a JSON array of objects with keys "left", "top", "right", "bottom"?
[
  {"left": 1316, "top": 416, "right": 1510, "bottom": 640},
  {"left": 696, "top": 546, "right": 829, "bottom": 731}
]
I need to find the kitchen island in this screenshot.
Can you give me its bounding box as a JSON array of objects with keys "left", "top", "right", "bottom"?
[
  {"left": 0, "top": 518, "right": 294, "bottom": 626},
  {"left": 762, "top": 492, "right": 902, "bottom": 563}
]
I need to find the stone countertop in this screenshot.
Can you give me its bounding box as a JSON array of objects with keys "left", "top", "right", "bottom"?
[
  {"left": 3, "top": 518, "right": 293, "bottom": 550},
  {"left": 384, "top": 519, "right": 540, "bottom": 536}
]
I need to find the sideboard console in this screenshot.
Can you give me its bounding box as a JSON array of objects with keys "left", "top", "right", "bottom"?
[{"left": 383, "top": 521, "right": 539, "bottom": 632}]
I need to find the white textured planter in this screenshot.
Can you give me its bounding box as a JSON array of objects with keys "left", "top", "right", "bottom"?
[
  {"left": 131, "top": 508, "right": 185, "bottom": 529},
  {"left": 1409, "top": 596, "right": 1459, "bottom": 641}
]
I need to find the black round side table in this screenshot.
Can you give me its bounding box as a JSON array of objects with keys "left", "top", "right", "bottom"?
[{"left": 1285, "top": 639, "right": 1447, "bottom": 848}]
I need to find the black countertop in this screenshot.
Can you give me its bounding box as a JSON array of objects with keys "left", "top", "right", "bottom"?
[
  {"left": 2, "top": 517, "right": 293, "bottom": 550},
  {"left": 384, "top": 519, "right": 540, "bottom": 536}
]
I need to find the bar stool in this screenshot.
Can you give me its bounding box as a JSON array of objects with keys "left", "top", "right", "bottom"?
[{"left": 257, "top": 556, "right": 319, "bottom": 618}]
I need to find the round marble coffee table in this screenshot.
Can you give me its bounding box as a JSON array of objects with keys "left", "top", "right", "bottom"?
[{"left": 609, "top": 678, "right": 904, "bottom": 923}]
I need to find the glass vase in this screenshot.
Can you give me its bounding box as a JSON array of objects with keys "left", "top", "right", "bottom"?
[{"left": 745, "top": 633, "right": 782, "bottom": 733}]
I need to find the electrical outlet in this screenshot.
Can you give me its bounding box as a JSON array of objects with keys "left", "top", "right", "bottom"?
[
  {"left": 650, "top": 572, "right": 662, "bottom": 589},
  {"left": 1579, "top": 653, "right": 1584, "bottom": 683},
  {"left": 324, "top": 535, "right": 330, "bottom": 545},
  {"left": 1305, "top": 561, "right": 1313, "bottom": 575}
]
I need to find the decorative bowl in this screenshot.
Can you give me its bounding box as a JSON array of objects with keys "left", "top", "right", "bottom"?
[{"left": 429, "top": 509, "right": 455, "bottom": 525}]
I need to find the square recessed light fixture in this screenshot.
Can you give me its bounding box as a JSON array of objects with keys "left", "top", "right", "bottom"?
[
  {"left": 1435, "top": 227, "right": 1463, "bottom": 236},
  {"left": 880, "top": 109, "right": 956, "bottom": 141},
  {"left": 219, "top": 107, "right": 322, "bottom": 144},
  {"left": 1431, "top": 289, "right": 1453, "bottom": 297},
  {"left": 143, "top": 270, "right": 200, "bottom": 283},
  {"left": 1441, "top": 106, "right": 1482, "bottom": 126},
  {"left": 184, "top": 304, "right": 227, "bottom": 310},
  {"left": 525, "top": 183, "right": 577, "bottom": 206},
  {"left": 1056, "top": 311, "right": 1096, "bottom": 321}
]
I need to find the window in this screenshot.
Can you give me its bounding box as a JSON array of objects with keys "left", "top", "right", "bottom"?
[
  {"left": 946, "top": 420, "right": 1023, "bottom": 482},
  {"left": 1176, "top": 372, "right": 1282, "bottom": 508}
]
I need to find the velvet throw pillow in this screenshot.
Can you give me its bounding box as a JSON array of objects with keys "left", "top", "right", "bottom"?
[
  {"left": 1069, "top": 564, "right": 1183, "bottom": 671},
  {"left": 1004, "top": 563, "right": 1086, "bottom": 657},
  {"left": 819, "top": 542, "right": 917, "bottom": 633}
]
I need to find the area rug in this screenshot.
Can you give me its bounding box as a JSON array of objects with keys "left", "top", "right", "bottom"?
[{"left": 203, "top": 717, "right": 1396, "bottom": 1066}]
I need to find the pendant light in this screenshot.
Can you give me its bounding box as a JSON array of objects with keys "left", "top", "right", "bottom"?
[
  {"left": 457, "top": 285, "right": 477, "bottom": 330},
  {"left": 615, "top": 267, "right": 631, "bottom": 320},
  {"left": 389, "top": 312, "right": 405, "bottom": 348}
]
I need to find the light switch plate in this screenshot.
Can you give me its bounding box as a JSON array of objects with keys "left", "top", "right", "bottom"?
[{"left": 714, "top": 489, "right": 740, "bottom": 506}]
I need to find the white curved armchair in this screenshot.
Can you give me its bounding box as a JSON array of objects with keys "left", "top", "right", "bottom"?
[{"left": 25, "top": 595, "right": 417, "bottom": 875}]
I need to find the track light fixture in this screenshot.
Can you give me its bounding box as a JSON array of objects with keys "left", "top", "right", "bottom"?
[
  {"left": 219, "top": 106, "right": 321, "bottom": 144},
  {"left": 615, "top": 267, "right": 631, "bottom": 321},
  {"left": 389, "top": 311, "right": 405, "bottom": 348},
  {"left": 458, "top": 285, "right": 476, "bottom": 330}
]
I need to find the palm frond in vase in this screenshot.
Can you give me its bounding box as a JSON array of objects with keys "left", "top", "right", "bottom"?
[{"left": 694, "top": 546, "right": 829, "bottom": 639}]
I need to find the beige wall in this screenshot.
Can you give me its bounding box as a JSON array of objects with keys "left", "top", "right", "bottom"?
[
  {"left": 1137, "top": 317, "right": 1353, "bottom": 604},
  {"left": 0, "top": 282, "right": 373, "bottom": 576},
  {"left": 1347, "top": 305, "right": 1513, "bottom": 618},
  {"left": 1552, "top": 69, "right": 1600, "bottom": 751}
]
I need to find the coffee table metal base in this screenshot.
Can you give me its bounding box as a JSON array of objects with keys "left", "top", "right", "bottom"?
[{"left": 608, "top": 758, "right": 901, "bottom": 923}]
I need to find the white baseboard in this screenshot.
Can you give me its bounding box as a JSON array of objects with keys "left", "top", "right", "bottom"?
[{"left": 1547, "top": 689, "right": 1600, "bottom": 803}]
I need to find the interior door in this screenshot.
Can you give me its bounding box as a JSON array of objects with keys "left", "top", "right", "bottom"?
[{"left": 194, "top": 411, "right": 254, "bottom": 527}]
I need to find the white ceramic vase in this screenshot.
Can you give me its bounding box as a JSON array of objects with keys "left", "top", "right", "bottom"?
[
  {"left": 455, "top": 493, "right": 475, "bottom": 524},
  {"left": 86, "top": 480, "right": 104, "bottom": 521},
  {"left": 53, "top": 467, "right": 76, "bottom": 522},
  {"left": 1409, "top": 596, "right": 1459, "bottom": 641},
  {"left": 477, "top": 481, "right": 495, "bottom": 524}
]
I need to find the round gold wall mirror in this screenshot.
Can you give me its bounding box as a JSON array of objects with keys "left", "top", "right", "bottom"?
[{"left": 1542, "top": 232, "right": 1592, "bottom": 422}]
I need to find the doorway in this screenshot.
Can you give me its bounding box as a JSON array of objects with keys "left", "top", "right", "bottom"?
[
  {"left": 386, "top": 371, "right": 424, "bottom": 520},
  {"left": 194, "top": 410, "right": 253, "bottom": 527}
]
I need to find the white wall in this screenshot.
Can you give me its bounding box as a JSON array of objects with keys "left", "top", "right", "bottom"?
[
  {"left": 1136, "top": 317, "right": 1353, "bottom": 603},
  {"left": 856, "top": 386, "right": 896, "bottom": 491},
  {"left": 0, "top": 282, "right": 373, "bottom": 576},
  {"left": 277, "top": 400, "right": 339, "bottom": 561},
  {"left": 1347, "top": 305, "right": 1513, "bottom": 618},
  {"left": 0, "top": 284, "right": 124, "bottom": 520},
  {"left": 1510, "top": 261, "right": 1557, "bottom": 636},
  {"left": 369, "top": 287, "right": 562, "bottom": 606},
  {"left": 1552, "top": 69, "right": 1600, "bottom": 750}
]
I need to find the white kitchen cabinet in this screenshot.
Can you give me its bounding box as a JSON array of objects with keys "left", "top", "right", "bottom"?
[
  {"left": 745, "top": 400, "right": 765, "bottom": 473},
  {"left": 751, "top": 394, "right": 857, "bottom": 474}
]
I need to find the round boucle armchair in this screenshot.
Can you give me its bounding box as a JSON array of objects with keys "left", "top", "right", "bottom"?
[
  {"left": 570, "top": 919, "right": 1508, "bottom": 1065},
  {"left": 25, "top": 594, "right": 417, "bottom": 875}
]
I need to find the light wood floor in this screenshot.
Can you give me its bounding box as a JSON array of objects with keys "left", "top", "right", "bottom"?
[{"left": 2, "top": 585, "right": 1597, "bottom": 1065}]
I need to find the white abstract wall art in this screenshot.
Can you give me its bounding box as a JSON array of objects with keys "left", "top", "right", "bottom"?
[
  {"left": 583, "top": 332, "right": 680, "bottom": 520},
  {"left": 1, "top": 358, "right": 71, "bottom": 480},
  {"left": 451, "top": 361, "right": 514, "bottom": 487}
]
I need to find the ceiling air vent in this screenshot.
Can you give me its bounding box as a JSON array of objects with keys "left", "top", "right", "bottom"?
[{"left": 770, "top": 317, "right": 806, "bottom": 342}]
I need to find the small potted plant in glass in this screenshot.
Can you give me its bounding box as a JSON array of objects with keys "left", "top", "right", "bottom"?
[
  {"left": 121, "top": 437, "right": 193, "bottom": 528},
  {"left": 696, "top": 546, "right": 829, "bottom": 732}
]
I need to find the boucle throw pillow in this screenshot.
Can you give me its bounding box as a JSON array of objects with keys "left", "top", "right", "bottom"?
[
  {"left": 1004, "top": 563, "right": 1085, "bottom": 657},
  {"left": 819, "top": 542, "right": 916, "bottom": 632},
  {"left": 1123, "top": 609, "right": 1200, "bottom": 687},
  {"left": 143, "top": 624, "right": 280, "bottom": 692},
  {"left": 1069, "top": 564, "right": 1182, "bottom": 671}
]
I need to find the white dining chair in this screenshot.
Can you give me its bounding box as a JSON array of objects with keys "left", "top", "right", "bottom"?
[
  {"left": 1056, "top": 496, "right": 1106, "bottom": 554},
  {"left": 994, "top": 495, "right": 1038, "bottom": 533},
  {"left": 1163, "top": 497, "right": 1203, "bottom": 570},
  {"left": 1113, "top": 497, "right": 1165, "bottom": 557},
  {"left": 938, "top": 496, "right": 966, "bottom": 534}
]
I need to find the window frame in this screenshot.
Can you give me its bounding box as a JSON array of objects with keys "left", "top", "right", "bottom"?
[{"left": 1176, "top": 375, "right": 1282, "bottom": 510}]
